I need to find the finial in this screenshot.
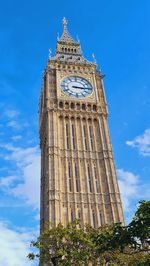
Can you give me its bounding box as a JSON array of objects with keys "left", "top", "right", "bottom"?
[
  {"left": 63, "top": 17, "right": 68, "bottom": 30},
  {"left": 57, "top": 32, "right": 60, "bottom": 40},
  {"left": 92, "top": 53, "right": 97, "bottom": 64},
  {"left": 76, "top": 35, "right": 80, "bottom": 43},
  {"left": 48, "top": 48, "right": 52, "bottom": 59},
  {"left": 42, "top": 70, "right": 45, "bottom": 77}
]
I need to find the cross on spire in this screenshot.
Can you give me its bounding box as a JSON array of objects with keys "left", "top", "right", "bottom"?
[
  {"left": 63, "top": 17, "right": 68, "bottom": 31},
  {"left": 59, "top": 17, "right": 76, "bottom": 43}
]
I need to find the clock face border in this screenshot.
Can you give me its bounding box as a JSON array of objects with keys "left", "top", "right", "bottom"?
[{"left": 60, "top": 75, "right": 94, "bottom": 99}]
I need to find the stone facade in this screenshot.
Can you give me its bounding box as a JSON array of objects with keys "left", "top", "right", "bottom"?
[{"left": 39, "top": 18, "right": 124, "bottom": 230}]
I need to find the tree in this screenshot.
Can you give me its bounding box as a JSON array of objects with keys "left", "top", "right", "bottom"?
[{"left": 28, "top": 201, "right": 150, "bottom": 265}]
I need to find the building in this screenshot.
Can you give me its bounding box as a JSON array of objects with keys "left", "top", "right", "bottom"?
[{"left": 39, "top": 18, "right": 124, "bottom": 230}]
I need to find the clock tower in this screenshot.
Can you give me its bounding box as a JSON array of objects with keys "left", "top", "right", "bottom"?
[{"left": 39, "top": 18, "right": 124, "bottom": 230}]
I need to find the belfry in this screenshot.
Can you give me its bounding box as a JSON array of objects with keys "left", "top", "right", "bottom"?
[{"left": 39, "top": 18, "right": 124, "bottom": 230}]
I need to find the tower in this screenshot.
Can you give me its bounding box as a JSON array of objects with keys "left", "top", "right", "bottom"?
[{"left": 39, "top": 18, "right": 124, "bottom": 230}]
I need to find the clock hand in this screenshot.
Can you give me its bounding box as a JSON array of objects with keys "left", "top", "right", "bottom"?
[
  {"left": 72, "top": 86, "right": 84, "bottom": 89},
  {"left": 72, "top": 86, "right": 91, "bottom": 90}
]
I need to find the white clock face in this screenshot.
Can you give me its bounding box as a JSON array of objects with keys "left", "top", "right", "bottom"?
[{"left": 60, "top": 76, "right": 93, "bottom": 98}]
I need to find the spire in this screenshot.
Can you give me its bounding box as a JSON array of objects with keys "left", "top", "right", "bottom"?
[{"left": 59, "top": 17, "right": 76, "bottom": 43}]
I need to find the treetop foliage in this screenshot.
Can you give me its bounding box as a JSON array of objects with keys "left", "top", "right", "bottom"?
[{"left": 28, "top": 201, "right": 150, "bottom": 266}]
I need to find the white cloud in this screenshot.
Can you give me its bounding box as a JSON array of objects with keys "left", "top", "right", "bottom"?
[
  {"left": 0, "top": 221, "right": 35, "bottom": 266},
  {"left": 6, "top": 120, "right": 29, "bottom": 130},
  {"left": 5, "top": 110, "right": 20, "bottom": 119},
  {"left": 126, "top": 129, "right": 150, "bottom": 156},
  {"left": 117, "top": 169, "right": 139, "bottom": 213},
  {"left": 0, "top": 144, "right": 40, "bottom": 209},
  {"left": 7, "top": 120, "right": 20, "bottom": 130},
  {"left": 11, "top": 135, "right": 22, "bottom": 141},
  {"left": 0, "top": 175, "right": 16, "bottom": 188}
]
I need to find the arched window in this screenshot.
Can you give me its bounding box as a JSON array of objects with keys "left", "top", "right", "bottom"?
[
  {"left": 72, "top": 124, "right": 75, "bottom": 149},
  {"left": 87, "top": 164, "right": 92, "bottom": 192},
  {"left": 78, "top": 210, "right": 81, "bottom": 219},
  {"left": 68, "top": 162, "right": 72, "bottom": 192},
  {"left": 93, "top": 105, "right": 97, "bottom": 112},
  {"left": 83, "top": 125, "right": 87, "bottom": 150},
  {"left": 74, "top": 162, "right": 79, "bottom": 192},
  {"left": 71, "top": 210, "right": 74, "bottom": 222},
  {"left": 99, "top": 211, "right": 102, "bottom": 225},
  {"left": 89, "top": 126, "right": 94, "bottom": 151},
  {"left": 59, "top": 102, "right": 63, "bottom": 108},
  {"left": 94, "top": 165, "right": 99, "bottom": 193},
  {"left": 66, "top": 123, "right": 69, "bottom": 149},
  {"left": 82, "top": 104, "right": 86, "bottom": 110},
  {"left": 92, "top": 211, "right": 96, "bottom": 228}
]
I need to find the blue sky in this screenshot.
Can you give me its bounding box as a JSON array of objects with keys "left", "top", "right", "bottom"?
[{"left": 0, "top": 1, "right": 150, "bottom": 265}]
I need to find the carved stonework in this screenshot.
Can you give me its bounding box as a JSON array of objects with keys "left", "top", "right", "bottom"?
[{"left": 39, "top": 19, "right": 124, "bottom": 231}]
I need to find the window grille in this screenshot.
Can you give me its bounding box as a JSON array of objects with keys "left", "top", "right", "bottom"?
[
  {"left": 87, "top": 164, "right": 92, "bottom": 192},
  {"left": 66, "top": 123, "right": 69, "bottom": 149},
  {"left": 94, "top": 165, "right": 99, "bottom": 193},
  {"left": 83, "top": 125, "right": 87, "bottom": 150},
  {"left": 92, "top": 211, "right": 96, "bottom": 228},
  {"left": 72, "top": 124, "right": 75, "bottom": 149},
  {"left": 99, "top": 211, "right": 102, "bottom": 225},
  {"left": 89, "top": 126, "right": 94, "bottom": 150},
  {"left": 68, "top": 162, "right": 72, "bottom": 192},
  {"left": 74, "top": 163, "right": 79, "bottom": 192}
]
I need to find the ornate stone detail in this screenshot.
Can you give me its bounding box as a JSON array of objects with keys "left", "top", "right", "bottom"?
[{"left": 39, "top": 19, "right": 125, "bottom": 231}]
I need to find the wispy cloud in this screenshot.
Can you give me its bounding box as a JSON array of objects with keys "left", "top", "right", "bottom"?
[
  {"left": 117, "top": 168, "right": 150, "bottom": 222},
  {"left": 11, "top": 135, "right": 22, "bottom": 141},
  {"left": 6, "top": 120, "right": 21, "bottom": 130},
  {"left": 5, "top": 109, "right": 20, "bottom": 119},
  {"left": 0, "top": 220, "right": 35, "bottom": 266},
  {"left": 126, "top": 129, "right": 150, "bottom": 156},
  {"left": 0, "top": 175, "right": 16, "bottom": 188},
  {"left": 0, "top": 144, "right": 40, "bottom": 209},
  {"left": 117, "top": 169, "right": 139, "bottom": 213},
  {"left": 6, "top": 120, "right": 29, "bottom": 130}
]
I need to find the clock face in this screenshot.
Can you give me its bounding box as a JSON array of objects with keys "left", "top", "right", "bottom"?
[{"left": 60, "top": 76, "right": 93, "bottom": 98}]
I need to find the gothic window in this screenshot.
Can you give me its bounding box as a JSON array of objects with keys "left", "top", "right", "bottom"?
[
  {"left": 93, "top": 105, "right": 97, "bottom": 112},
  {"left": 87, "top": 164, "right": 92, "bottom": 193},
  {"left": 92, "top": 211, "right": 96, "bottom": 228},
  {"left": 94, "top": 165, "right": 99, "bottom": 193},
  {"left": 74, "top": 162, "right": 79, "bottom": 192},
  {"left": 68, "top": 162, "right": 72, "bottom": 192},
  {"left": 66, "top": 123, "right": 69, "bottom": 149},
  {"left": 89, "top": 126, "right": 94, "bottom": 151},
  {"left": 70, "top": 102, "right": 75, "bottom": 109},
  {"left": 72, "top": 124, "right": 75, "bottom": 149},
  {"left": 82, "top": 103, "right": 86, "bottom": 110},
  {"left": 83, "top": 125, "right": 87, "bottom": 150},
  {"left": 99, "top": 211, "right": 102, "bottom": 225},
  {"left": 71, "top": 210, "right": 74, "bottom": 222},
  {"left": 78, "top": 210, "right": 81, "bottom": 219},
  {"left": 59, "top": 102, "right": 63, "bottom": 108}
]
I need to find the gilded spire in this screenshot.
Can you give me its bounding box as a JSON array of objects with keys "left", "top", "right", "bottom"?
[
  {"left": 59, "top": 17, "right": 76, "bottom": 43},
  {"left": 63, "top": 17, "right": 67, "bottom": 31}
]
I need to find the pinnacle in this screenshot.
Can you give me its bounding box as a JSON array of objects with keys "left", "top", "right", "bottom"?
[{"left": 59, "top": 17, "right": 77, "bottom": 44}]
